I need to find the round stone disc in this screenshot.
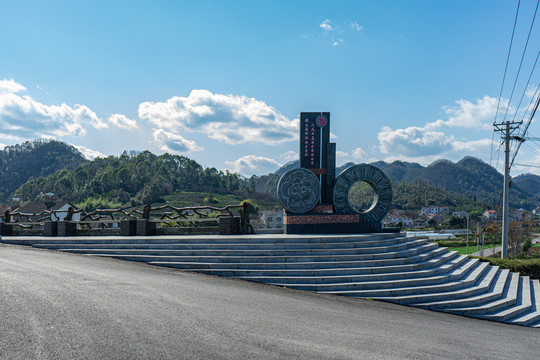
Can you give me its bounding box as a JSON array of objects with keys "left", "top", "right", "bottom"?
[
  {"left": 333, "top": 164, "right": 392, "bottom": 222},
  {"left": 277, "top": 168, "right": 321, "bottom": 214}
]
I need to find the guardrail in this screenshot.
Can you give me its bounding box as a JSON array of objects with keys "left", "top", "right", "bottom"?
[{"left": 1, "top": 203, "right": 253, "bottom": 236}]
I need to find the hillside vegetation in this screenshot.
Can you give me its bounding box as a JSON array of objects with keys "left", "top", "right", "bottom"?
[
  {"left": 251, "top": 157, "right": 539, "bottom": 211},
  {"left": 0, "top": 140, "right": 86, "bottom": 200},
  {"left": 14, "top": 151, "right": 245, "bottom": 206},
  {"left": 5, "top": 140, "right": 540, "bottom": 212}
]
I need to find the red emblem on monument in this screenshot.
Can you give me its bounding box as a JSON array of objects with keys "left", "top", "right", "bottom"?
[{"left": 316, "top": 115, "right": 328, "bottom": 128}]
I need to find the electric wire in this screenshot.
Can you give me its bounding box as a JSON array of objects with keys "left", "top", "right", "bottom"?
[
  {"left": 511, "top": 50, "right": 540, "bottom": 123},
  {"left": 502, "top": 0, "right": 540, "bottom": 122},
  {"left": 494, "top": 0, "right": 522, "bottom": 124},
  {"left": 509, "top": 88, "right": 540, "bottom": 170},
  {"left": 514, "top": 163, "right": 540, "bottom": 168}
]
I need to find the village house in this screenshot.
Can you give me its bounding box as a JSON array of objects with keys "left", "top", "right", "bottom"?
[
  {"left": 13, "top": 194, "right": 81, "bottom": 222},
  {"left": 259, "top": 209, "right": 283, "bottom": 229},
  {"left": 383, "top": 210, "right": 413, "bottom": 227},
  {"left": 412, "top": 217, "right": 428, "bottom": 229},
  {"left": 452, "top": 210, "right": 469, "bottom": 218},
  {"left": 420, "top": 206, "right": 450, "bottom": 216},
  {"left": 482, "top": 209, "right": 497, "bottom": 221}
]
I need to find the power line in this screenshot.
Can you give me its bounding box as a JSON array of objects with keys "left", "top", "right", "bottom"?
[
  {"left": 509, "top": 87, "right": 540, "bottom": 170},
  {"left": 519, "top": 83, "right": 540, "bottom": 123},
  {"left": 494, "top": 0, "right": 522, "bottom": 124},
  {"left": 502, "top": 0, "right": 540, "bottom": 122},
  {"left": 511, "top": 50, "right": 540, "bottom": 123},
  {"left": 514, "top": 163, "right": 540, "bottom": 168}
]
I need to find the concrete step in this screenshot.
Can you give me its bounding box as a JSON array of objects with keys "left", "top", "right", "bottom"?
[
  {"left": 169, "top": 249, "right": 459, "bottom": 277},
  {"left": 320, "top": 260, "right": 489, "bottom": 299},
  {"left": 509, "top": 279, "right": 540, "bottom": 326},
  {"left": 481, "top": 276, "right": 532, "bottom": 322},
  {"left": 26, "top": 236, "right": 416, "bottom": 250},
  {"left": 291, "top": 257, "right": 478, "bottom": 291},
  {"left": 51, "top": 239, "right": 429, "bottom": 257},
  {"left": 370, "top": 262, "right": 497, "bottom": 305},
  {"left": 233, "top": 253, "right": 465, "bottom": 284},
  {"left": 247, "top": 256, "right": 472, "bottom": 290},
  {"left": 0, "top": 233, "right": 402, "bottom": 246},
  {"left": 148, "top": 247, "right": 449, "bottom": 271},
  {"left": 445, "top": 272, "right": 519, "bottom": 316},
  {"left": 81, "top": 243, "right": 440, "bottom": 264},
  {"left": 414, "top": 267, "right": 507, "bottom": 310}
]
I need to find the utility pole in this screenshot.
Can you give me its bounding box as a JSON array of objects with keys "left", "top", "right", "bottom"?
[{"left": 493, "top": 120, "right": 521, "bottom": 259}]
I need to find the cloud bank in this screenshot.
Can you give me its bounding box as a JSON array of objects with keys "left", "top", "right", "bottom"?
[
  {"left": 0, "top": 79, "right": 108, "bottom": 142},
  {"left": 226, "top": 155, "right": 281, "bottom": 176},
  {"left": 139, "top": 89, "right": 298, "bottom": 147}
]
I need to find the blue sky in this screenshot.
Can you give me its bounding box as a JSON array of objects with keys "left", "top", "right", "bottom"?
[{"left": 1, "top": 0, "right": 539, "bottom": 176}]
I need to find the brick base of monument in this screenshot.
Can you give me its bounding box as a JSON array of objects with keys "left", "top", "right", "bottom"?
[{"left": 284, "top": 205, "right": 383, "bottom": 234}]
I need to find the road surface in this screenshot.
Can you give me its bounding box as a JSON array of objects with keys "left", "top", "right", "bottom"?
[{"left": 0, "top": 244, "right": 538, "bottom": 359}]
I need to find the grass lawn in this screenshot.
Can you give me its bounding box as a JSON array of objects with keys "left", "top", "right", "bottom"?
[
  {"left": 161, "top": 191, "right": 280, "bottom": 211},
  {"left": 447, "top": 244, "right": 498, "bottom": 255}
]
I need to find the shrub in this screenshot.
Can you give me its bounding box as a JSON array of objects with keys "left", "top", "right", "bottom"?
[
  {"left": 522, "top": 238, "right": 533, "bottom": 254},
  {"left": 475, "top": 257, "right": 540, "bottom": 280}
]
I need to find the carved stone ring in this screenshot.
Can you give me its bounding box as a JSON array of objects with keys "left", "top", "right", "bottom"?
[{"left": 332, "top": 164, "right": 392, "bottom": 222}]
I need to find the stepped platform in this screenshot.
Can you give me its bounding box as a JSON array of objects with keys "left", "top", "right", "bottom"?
[{"left": 2, "top": 233, "right": 539, "bottom": 328}]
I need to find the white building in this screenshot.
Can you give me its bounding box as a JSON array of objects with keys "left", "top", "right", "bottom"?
[
  {"left": 259, "top": 210, "right": 284, "bottom": 229},
  {"left": 452, "top": 210, "right": 469, "bottom": 218},
  {"left": 420, "top": 206, "right": 450, "bottom": 216},
  {"left": 482, "top": 210, "right": 497, "bottom": 221},
  {"left": 383, "top": 211, "right": 413, "bottom": 227}
]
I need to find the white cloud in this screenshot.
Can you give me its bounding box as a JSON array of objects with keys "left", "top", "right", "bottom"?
[
  {"left": 153, "top": 128, "right": 202, "bottom": 153},
  {"left": 226, "top": 155, "right": 281, "bottom": 176},
  {"left": 280, "top": 150, "right": 297, "bottom": 161},
  {"left": 351, "top": 147, "right": 367, "bottom": 160},
  {"left": 72, "top": 144, "right": 106, "bottom": 160},
  {"left": 0, "top": 78, "right": 108, "bottom": 142},
  {"left": 451, "top": 138, "right": 492, "bottom": 153},
  {"left": 426, "top": 96, "right": 500, "bottom": 130},
  {"left": 108, "top": 113, "right": 139, "bottom": 129},
  {"left": 378, "top": 126, "right": 453, "bottom": 157},
  {"left": 375, "top": 95, "right": 515, "bottom": 165},
  {"left": 138, "top": 89, "right": 298, "bottom": 145},
  {"left": 0, "top": 79, "right": 26, "bottom": 94},
  {"left": 320, "top": 19, "right": 333, "bottom": 31},
  {"left": 525, "top": 84, "right": 538, "bottom": 99},
  {"left": 332, "top": 38, "right": 344, "bottom": 47},
  {"left": 350, "top": 21, "right": 363, "bottom": 31}
]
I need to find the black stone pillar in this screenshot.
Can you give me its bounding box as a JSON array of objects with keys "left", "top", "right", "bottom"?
[
  {"left": 219, "top": 217, "right": 240, "bottom": 235},
  {"left": 58, "top": 221, "right": 76, "bottom": 236},
  {"left": 44, "top": 221, "right": 58, "bottom": 237},
  {"left": 0, "top": 223, "right": 13, "bottom": 236},
  {"left": 120, "top": 219, "right": 137, "bottom": 236},
  {"left": 136, "top": 219, "right": 156, "bottom": 236}
]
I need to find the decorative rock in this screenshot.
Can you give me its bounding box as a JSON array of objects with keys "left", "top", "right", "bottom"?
[
  {"left": 277, "top": 168, "right": 321, "bottom": 214},
  {"left": 333, "top": 164, "right": 392, "bottom": 222}
]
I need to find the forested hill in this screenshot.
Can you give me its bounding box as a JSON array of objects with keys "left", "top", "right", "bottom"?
[
  {"left": 251, "top": 156, "right": 540, "bottom": 210},
  {"left": 14, "top": 151, "right": 244, "bottom": 205},
  {"left": 0, "top": 140, "right": 86, "bottom": 199}
]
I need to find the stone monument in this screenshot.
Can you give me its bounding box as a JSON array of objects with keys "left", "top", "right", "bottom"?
[{"left": 277, "top": 112, "right": 393, "bottom": 234}]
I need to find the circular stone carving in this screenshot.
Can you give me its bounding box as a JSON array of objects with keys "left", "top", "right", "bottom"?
[
  {"left": 333, "top": 164, "right": 392, "bottom": 222},
  {"left": 277, "top": 168, "right": 321, "bottom": 213}
]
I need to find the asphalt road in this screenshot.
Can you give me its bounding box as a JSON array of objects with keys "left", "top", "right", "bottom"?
[{"left": 0, "top": 244, "right": 538, "bottom": 360}]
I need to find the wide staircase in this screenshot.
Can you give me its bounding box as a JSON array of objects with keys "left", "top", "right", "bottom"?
[{"left": 2, "top": 233, "right": 539, "bottom": 328}]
